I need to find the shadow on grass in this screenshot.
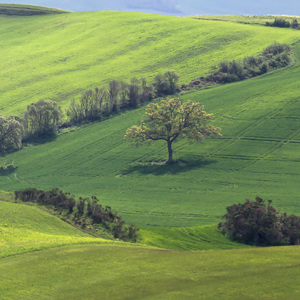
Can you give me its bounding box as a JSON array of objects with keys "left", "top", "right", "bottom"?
[
  {"left": 23, "top": 135, "right": 57, "bottom": 146},
  {"left": 122, "top": 157, "right": 216, "bottom": 176},
  {"left": 0, "top": 165, "right": 17, "bottom": 176}
]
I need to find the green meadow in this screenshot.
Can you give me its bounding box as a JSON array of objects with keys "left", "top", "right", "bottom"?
[
  {"left": 1, "top": 6, "right": 300, "bottom": 299},
  {"left": 1, "top": 243, "right": 300, "bottom": 299},
  {"left": 1, "top": 10, "right": 300, "bottom": 114},
  {"left": 0, "top": 199, "right": 110, "bottom": 258},
  {"left": 1, "top": 43, "right": 299, "bottom": 227}
]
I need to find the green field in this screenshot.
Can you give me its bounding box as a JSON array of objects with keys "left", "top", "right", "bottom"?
[
  {"left": 1, "top": 6, "right": 300, "bottom": 299},
  {"left": 1, "top": 10, "right": 300, "bottom": 115},
  {"left": 1, "top": 243, "right": 300, "bottom": 299},
  {"left": 0, "top": 199, "right": 110, "bottom": 258},
  {"left": 1, "top": 42, "right": 299, "bottom": 227}
]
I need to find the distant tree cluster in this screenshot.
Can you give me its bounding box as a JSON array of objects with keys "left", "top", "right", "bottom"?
[
  {"left": 218, "top": 197, "right": 300, "bottom": 246},
  {"left": 185, "top": 42, "right": 291, "bottom": 89},
  {"left": 67, "top": 71, "right": 180, "bottom": 124},
  {"left": 15, "top": 188, "right": 138, "bottom": 242},
  {"left": 266, "top": 18, "right": 299, "bottom": 29}
]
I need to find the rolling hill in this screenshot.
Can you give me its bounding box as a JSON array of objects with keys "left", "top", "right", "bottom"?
[
  {"left": 1, "top": 243, "right": 299, "bottom": 299},
  {"left": 1, "top": 6, "right": 300, "bottom": 299},
  {"left": 1, "top": 43, "right": 299, "bottom": 227},
  {"left": 1, "top": 10, "right": 300, "bottom": 115}
]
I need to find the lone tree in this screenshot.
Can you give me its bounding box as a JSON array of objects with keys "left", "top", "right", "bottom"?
[{"left": 124, "top": 97, "right": 221, "bottom": 163}]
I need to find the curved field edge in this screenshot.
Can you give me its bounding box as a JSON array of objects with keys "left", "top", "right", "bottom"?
[
  {"left": 0, "top": 4, "right": 69, "bottom": 16},
  {"left": 0, "top": 199, "right": 115, "bottom": 258},
  {"left": 0, "top": 193, "right": 248, "bottom": 256},
  {"left": 0, "top": 43, "right": 299, "bottom": 227},
  {"left": 1, "top": 11, "right": 300, "bottom": 115},
  {"left": 1, "top": 243, "right": 300, "bottom": 299},
  {"left": 139, "top": 225, "right": 250, "bottom": 250}
]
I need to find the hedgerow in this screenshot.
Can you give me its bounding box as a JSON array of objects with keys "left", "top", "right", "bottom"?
[{"left": 15, "top": 188, "right": 139, "bottom": 242}]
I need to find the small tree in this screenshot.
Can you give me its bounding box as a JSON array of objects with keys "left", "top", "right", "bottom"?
[
  {"left": 0, "top": 115, "right": 24, "bottom": 155},
  {"left": 25, "top": 100, "right": 61, "bottom": 138},
  {"left": 124, "top": 97, "right": 221, "bottom": 163}
]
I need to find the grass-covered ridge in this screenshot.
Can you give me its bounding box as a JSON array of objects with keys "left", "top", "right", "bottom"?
[
  {"left": 1, "top": 11, "right": 300, "bottom": 115},
  {"left": 0, "top": 4, "right": 69, "bottom": 16},
  {"left": 0, "top": 199, "right": 106, "bottom": 258},
  {"left": 1, "top": 43, "right": 299, "bottom": 227},
  {"left": 1, "top": 243, "right": 300, "bottom": 299}
]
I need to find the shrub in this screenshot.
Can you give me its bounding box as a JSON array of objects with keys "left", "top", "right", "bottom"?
[
  {"left": 218, "top": 197, "right": 300, "bottom": 246},
  {"left": 14, "top": 188, "right": 139, "bottom": 242},
  {"left": 266, "top": 18, "right": 290, "bottom": 28}
]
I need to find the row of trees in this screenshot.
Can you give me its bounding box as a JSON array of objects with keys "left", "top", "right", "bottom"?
[
  {"left": 0, "top": 71, "right": 180, "bottom": 155},
  {"left": 186, "top": 42, "right": 291, "bottom": 89},
  {"left": 218, "top": 197, "right": 300, "bottom": 246},
  {"left": 0, "top": 43, "right": 291, "bottom": 156},
  {"left": 266, "top": 18, "right": 299, "bottom": 29},
  {"left": 67, "top": 70, "right": 180, "bottom": 124},
  {"left": 15, "top": 188, "right": 138, "bottom": 241}
]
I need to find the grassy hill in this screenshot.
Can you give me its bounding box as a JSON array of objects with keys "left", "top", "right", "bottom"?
[
  {"left": 1, "top": 43, "right": 299, "bottom": 227},
  {"left": 0, "top": 199, "right": 111, "bottom": 258},
  {"left": 0, "top": 4, "right": 69, "bottom": 16},
  {"left": 1, "top": 243, "right": 300, "bottom": 299},
  {"left": 1, "top": 9, "right": 300, "bottom": 115}
]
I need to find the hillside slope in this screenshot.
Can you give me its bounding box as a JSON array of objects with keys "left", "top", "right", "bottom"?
[
  {"left": 0, "top": 200, "right": 108, "bottom": 257},
  {"left": 1, "top": 44, "right": 299, "bottom": 227},
  {"left": 1, "top": 243, "right": 300, "bottom": 299},
  {"left": 1, "top": 10, "right": 300, "bottom": 114}
]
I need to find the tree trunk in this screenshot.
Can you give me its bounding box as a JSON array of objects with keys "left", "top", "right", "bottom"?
[{"left": 167, "top": 140, "right": 173, "bottom": 164}]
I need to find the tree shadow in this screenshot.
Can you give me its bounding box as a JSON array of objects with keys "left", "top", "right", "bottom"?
[
  {"left": 122, "top": 157, "right": 216, "bottom": 176},
  {"left": 0, "top": 165, "right": 18, "bottom": 176},
  {"left": 23, "top": 135, "right": 57, "bottom": 146}
]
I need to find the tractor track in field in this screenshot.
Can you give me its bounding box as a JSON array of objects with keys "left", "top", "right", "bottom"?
[{"left": 238, "top": 127, "right": 300, "bottom": 171}]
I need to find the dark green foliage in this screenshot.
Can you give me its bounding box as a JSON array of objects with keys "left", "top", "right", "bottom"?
[
  {"left": 153, "top": 70, "right": 180, "bottom": 96},
  {"left": 266, "top": 18, "right": 291, "bottom": 28},
  {"left": 186, "top": 43, "right": 291, "bottom": 89},
  {"left": 291, "top": 19, "right": 299, "bottom": 29},
  {"left": 66, "top": 73, "right": 161, "bottom": 125},
  {"left": 14, "top": 188, "right": 138, "bottom": 242},
  {"left": 266, "top": 18, "right": 299, "bottom": 30},
  {"left": 0, "top": 115, "right": 24, "bottom": 155},
  {"left": 25, "top": 100, "right": 61, "bottom": 139},
  {"left": 218, "top": 197, "right": 300, "bottom": 246}
]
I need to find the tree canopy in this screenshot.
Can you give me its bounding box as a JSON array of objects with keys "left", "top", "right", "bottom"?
[
  {"left": 0, "top": 115, "right": 24, "bottom": 155},
  {"left": 25, "top": 100, "right": 61, "bottom": 138},
  {"left": 124, "top": 97, "right": 221, "bottom": 163}
]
